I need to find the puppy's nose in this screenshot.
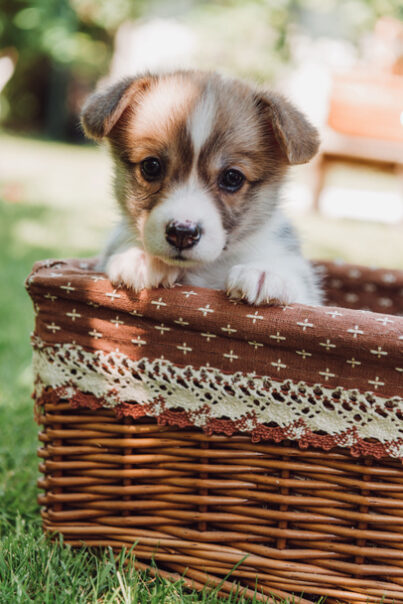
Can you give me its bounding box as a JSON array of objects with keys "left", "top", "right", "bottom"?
[{"left": 165, "top": 220, "right": 201, "bottom": 250}]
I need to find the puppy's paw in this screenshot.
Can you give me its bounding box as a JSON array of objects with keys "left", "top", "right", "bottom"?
[
  {"left": 226, "top": 265, "right": 298, "bottom": 306},
  {"left": 106, "top": 248, "right": 180, "bottom": 292}
]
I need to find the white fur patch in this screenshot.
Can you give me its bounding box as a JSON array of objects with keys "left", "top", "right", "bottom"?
[
  {"left": 226, "top": 265, "right": 299, "bottom": 305},
  {"left": 182, "top": 210, "right": 323, "bottom": 305},
  {"left": 142, "top": 177, "right": 226, "bottom": 265},
  {"left": 106, "top": 247, "right": 180, "bottom": 291},
  {"left": 188, "top": 90, "right": 216, "bottom": 155},
  {"left": 132, "top": 77, "right": 196, "bottom": 138}
]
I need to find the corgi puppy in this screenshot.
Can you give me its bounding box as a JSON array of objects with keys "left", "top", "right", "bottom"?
[{"left": 81, "top": 70, "right": 322, "bottom": 305}]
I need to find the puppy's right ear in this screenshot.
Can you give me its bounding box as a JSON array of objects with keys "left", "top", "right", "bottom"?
[
  {"left": 254, "top": 91, "right": 320, "bottom": 165},
  {"left": 80, "top": 76, "right": 152, "bottom": 141}
]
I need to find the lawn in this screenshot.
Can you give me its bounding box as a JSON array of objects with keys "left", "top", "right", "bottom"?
[{"left": 0, "top": 132, "right": 402, "bottom": 603}]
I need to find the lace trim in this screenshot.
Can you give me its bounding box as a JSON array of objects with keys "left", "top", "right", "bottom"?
[{"left": 31, "top": 337, "right": 403, "bottom": 459}]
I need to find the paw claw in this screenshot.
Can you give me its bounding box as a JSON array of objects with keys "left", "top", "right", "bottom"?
[{"left": 226, "top": 265, "right": 298, "bottom": 306}]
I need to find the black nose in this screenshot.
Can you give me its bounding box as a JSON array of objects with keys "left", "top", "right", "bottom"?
[{"left": 165, "top": 221, "right": 201, "bottom": 250}]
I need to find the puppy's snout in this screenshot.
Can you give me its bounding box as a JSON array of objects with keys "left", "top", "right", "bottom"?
[{"left": 165, "top": 220, "right": 201, "bottom": 250}]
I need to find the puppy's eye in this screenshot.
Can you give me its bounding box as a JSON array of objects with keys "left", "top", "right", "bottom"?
[
  {"left": 140, "top": 157, "right": 162, "bottom": 181},
  {"left": 218, "top": 168, "right": 245, "bottom": 192}
]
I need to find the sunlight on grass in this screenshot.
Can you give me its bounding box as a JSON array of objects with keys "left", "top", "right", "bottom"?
[
  {"left": 14, "top": 214, "right": 107, "bottom": 253},
  {"left": 0, "top": 132, "right": 114, "bottom": 212}
]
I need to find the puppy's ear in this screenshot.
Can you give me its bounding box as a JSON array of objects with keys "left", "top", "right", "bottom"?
[
  {"left": 255, "top": 92, "right": 320, "bottom": 165},
  {"left": 80, "top": 76, "right": 152, "bottom": 141}
]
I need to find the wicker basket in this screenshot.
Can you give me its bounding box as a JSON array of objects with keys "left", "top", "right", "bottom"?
[{"left": 26, "top": 258, "right": 403, "bottom": 603}]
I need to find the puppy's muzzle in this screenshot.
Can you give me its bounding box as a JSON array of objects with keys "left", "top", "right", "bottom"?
[{"left": 165, "top": 220, "right": 201, "bottom": 251}]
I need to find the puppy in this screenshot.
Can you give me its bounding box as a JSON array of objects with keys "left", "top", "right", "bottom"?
[{"left": 81, "top": 70, "right": 322, "bottom": 305}]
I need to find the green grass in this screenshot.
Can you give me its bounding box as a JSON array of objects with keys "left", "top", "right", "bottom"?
[
  {"left": 1, "top": 132, "right": 401, "bottom": 603},
  {"left": 2, "top": 523, "right": 268, "bottom": 603}
]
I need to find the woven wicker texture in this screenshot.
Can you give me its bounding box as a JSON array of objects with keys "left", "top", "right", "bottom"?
[
  {"left": 26, "top": 257, "right": 403, "bottom": 602},
  {"left": 38, "top": 402, "right": 403, "bottom": 603}
]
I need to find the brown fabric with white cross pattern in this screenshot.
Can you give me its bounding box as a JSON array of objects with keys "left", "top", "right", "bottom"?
[{"left": 26, "top": 257, "right": 403, "bottom": 459}]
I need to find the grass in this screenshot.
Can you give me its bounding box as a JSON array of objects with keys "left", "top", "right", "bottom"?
[
  {"left": 2, "top": 523, "right": 263, "bottom": 603},
  {"left": 0, "top": 131, "right": 402, "bottom": 603}
]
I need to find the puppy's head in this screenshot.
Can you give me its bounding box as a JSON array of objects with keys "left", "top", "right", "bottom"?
[{"left": 81, "top": 71, "right": 319, "bottom": 267}]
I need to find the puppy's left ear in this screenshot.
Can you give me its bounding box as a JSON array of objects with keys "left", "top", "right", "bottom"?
[
  {"left": 80, "top": 75, "right": 152, "bottom": 141},
  {"left": 255, "top": 91, "right": 320, "bottom": 165}
]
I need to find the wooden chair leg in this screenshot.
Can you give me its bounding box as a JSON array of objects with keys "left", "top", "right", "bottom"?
[{"left": 311, "top": 154, "right": 327, "bottom": 213}]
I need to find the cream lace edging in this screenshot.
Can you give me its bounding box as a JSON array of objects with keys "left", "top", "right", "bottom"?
[{"left": 31, "top": 336, "right": 403, "bottom": 454}]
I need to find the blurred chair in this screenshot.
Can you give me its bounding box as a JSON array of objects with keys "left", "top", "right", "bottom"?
[{"left": 313, "top": 69, "right": 403, "bottom": 211}]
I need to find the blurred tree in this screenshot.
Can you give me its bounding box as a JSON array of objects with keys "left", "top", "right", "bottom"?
[
  {"left": 0, "top": 0, "right": 145, "bottom": 140},
  {"left": 191, "top": 0, "right": 402, "bottom": 82},
  {"left": 0, "top": 0, "right": 401, "bottom": 140}
]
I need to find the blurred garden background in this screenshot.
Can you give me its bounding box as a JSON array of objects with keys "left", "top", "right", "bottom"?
[{"left": 1, "top": 0, "right": 403, "bottom": 601}]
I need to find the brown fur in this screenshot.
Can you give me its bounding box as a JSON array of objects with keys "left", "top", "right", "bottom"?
[
  {"left": 102, "top": 73, "right": 201, "bottom": 222},
  {"left": 193, "top": 75, "right": 288, "bottom": 236},
  {"left": 81, "top": 70, "right": 319, "bottom": 242}
]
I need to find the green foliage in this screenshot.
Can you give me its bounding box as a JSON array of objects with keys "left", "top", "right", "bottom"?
[
  {"left": 1, "top": 0, "right": 402, "bottom": 138},
  {"left": 191, "top": 0, "right": 403, "bottom": 82},
  {"left": 0, "top": 0, "right": 145, "bottom": 136}
]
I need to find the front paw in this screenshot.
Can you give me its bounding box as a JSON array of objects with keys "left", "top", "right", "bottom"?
[
  {"left": 106, "top": 248, "right": 180, "bottom": 292},
  {"left": 226, "top": 265, "right": 298, "bottom": 306}
]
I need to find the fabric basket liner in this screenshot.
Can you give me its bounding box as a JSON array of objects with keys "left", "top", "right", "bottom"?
[{"left": 26, "top": 258, "right": 403, "bottom": 460}]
